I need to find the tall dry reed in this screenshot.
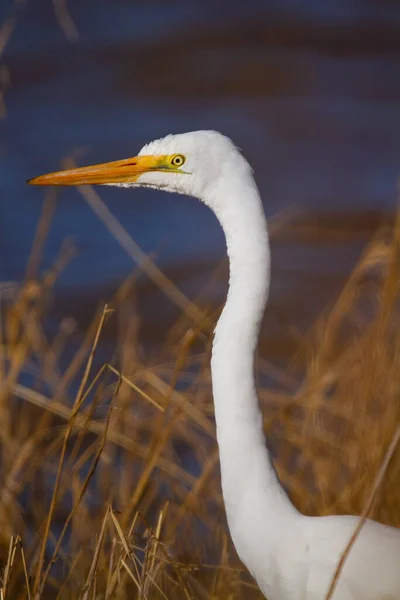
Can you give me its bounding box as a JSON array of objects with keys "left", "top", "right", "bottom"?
[{"left": 0, "top": 189, "right": 399, "bottom": 599}]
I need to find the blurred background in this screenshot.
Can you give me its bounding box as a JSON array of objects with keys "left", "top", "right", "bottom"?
[
  {"left": 2, "top": 0, "right": 400, "bottom": 345},
  {"left": 0, "top": 1, "right": 400, "bottom": 598}
]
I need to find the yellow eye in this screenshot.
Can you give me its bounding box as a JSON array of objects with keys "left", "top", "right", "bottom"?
[{"left": 171, "top": 154, "right": 185, "bottom": 167}]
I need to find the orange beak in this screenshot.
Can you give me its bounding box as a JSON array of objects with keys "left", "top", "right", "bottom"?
[{"left": 27, "top": 155, "right": 166, "bottom": 186}]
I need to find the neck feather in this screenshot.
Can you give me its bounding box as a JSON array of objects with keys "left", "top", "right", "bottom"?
[{"left": 207, "top": 165, "right": 296, "bottom": 575}]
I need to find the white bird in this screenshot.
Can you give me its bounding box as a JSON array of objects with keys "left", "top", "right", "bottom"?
[{"left": 28, "top": 131, "right": 400, "bottom": 600}]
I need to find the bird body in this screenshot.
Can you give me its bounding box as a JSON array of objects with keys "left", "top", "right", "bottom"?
[
  {"left": 255, "top": 514, "right": 400, "bottom": 600},
  {"left": 28, "top": 130, "right": 400, "bottom": 599}
]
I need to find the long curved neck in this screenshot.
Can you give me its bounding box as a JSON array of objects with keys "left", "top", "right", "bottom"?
[{"left": 207, "top": 164, "right": 297, "bottom": 573}]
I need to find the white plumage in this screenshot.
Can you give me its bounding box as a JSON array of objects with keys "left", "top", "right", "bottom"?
[{"left": 29, "top": 130, "right": 400, "bottom": 599}]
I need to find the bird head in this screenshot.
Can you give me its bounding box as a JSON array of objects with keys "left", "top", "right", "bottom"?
[{"left": 27, "top": 130, "right": 249, "bottom": 204}]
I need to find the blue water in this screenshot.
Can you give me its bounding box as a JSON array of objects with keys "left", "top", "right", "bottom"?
[{"left": 1, "top": 0, "right": 400, "bottom": 305}]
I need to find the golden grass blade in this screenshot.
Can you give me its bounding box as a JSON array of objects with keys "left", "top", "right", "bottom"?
[
  {"left": 1, "top": 536, "right": 17, "bottom": 598},
  {"left": 150, "top": 503, "right": 169, "bottom": 574},
  {"left": 104, "top": 512, "right": 141, "bottom": 598},
  {"left": 24, "top": 190, "right": 57, "bottom": 283},
  {"left": 15, "top": 536, "right": 32, "bottom": 600},
  {"left": 80, "top": 507, "right": 110, "bottom": 600},
  {"left": 63, "top": 365, "right": 109, "bottom": 473},
  {"left": 120, "top": 559, "right": 141, "bottom": 591},
  {"left": 144, "top": 371, "right": 215, "bottom": 437},
  {"left": 104, "top": 537, "right": 117, "bottom": 600},
  {"left": 107, "top": 364, "right": 164, "bottom": 411},
  {"left": 139, "top": 505, "right": 170, "bottom": 600},
  {"left": 109, "top": 508, "right": 133, "bottom": 558}
]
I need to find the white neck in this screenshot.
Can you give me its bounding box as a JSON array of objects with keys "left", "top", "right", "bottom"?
[{"left": 206, "top": 163, "right": 297, "bottom": 577}]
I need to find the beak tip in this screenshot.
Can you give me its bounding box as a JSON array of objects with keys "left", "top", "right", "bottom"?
[
  {"left": 27, "top": 176, "right": 42, "bottom": 186},
  {"left": 27, "top": 176, "right": 48, "bottom": 186}
]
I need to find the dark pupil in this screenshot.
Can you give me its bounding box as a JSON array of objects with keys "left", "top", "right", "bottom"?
[{"left": 174, "top": 156, "right": 181, "bottom": 165}]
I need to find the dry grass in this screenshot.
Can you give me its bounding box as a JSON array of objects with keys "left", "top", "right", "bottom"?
[{"left": 0, "top": 187, "right": 399, "bottom": 599}]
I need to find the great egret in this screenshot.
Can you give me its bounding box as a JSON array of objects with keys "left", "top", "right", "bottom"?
[{"left": 28, "top": 131, "right": 400, "bottom": 599}]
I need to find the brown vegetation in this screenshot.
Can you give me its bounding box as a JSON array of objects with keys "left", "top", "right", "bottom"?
[{"left": 0, "top": 188, "right": 399, "bottom": 599}]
